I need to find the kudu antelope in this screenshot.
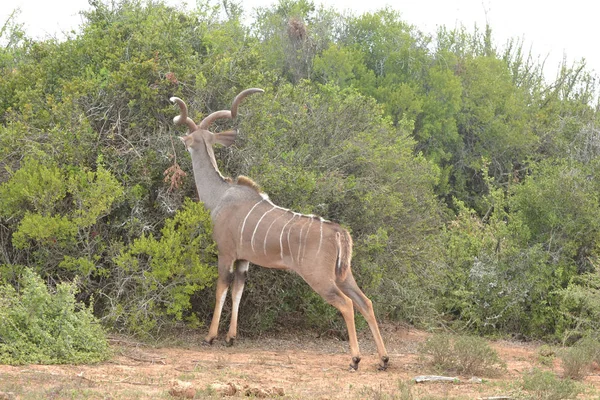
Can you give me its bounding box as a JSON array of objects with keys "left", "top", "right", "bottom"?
[{"left": 170, "top": 89, "right": 389, "bottom": 371}]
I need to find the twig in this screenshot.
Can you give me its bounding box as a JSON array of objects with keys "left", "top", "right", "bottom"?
[
  {"left": 122, "top": 353, "right": 167, "bottom": 365},
  {"left": 76, "top": 374, "right": 160, "bottom": 386}
]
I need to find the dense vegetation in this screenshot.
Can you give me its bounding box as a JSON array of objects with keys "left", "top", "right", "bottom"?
[
  {"left": 0, "top": 267, "right": 109, "bottom": 364},
  {"left": 1, "top": 0, "right": 599, "bottom": 344}
]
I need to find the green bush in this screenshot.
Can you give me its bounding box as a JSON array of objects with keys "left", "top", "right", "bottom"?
[
  {"left": 419, "top": 333, "right": 505, "bottom": 376},
  {"left": 1, "top": 0, "right": 600, "bottom": 343},
  {"left": 558, "top": 271, "right": 600, "bottom": 339},
  {"left": 536, "top": 345, "right": 556, "bottom": 367},
  {"left": 559, "top": 337, "right": 600, "bottom": 380},
  {"left": 0, "top": 268, "right": 109, "bottom": 364},
  {"left": 521, "top": 369, "right": 581, "bottom": 400},
  {"left": 106, "top": 198, "right": 217, "bottom": 337}
]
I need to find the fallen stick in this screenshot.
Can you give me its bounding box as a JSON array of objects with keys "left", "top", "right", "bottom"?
[{"left": 413, "top": 375, "right": 460, "bottom": 383}]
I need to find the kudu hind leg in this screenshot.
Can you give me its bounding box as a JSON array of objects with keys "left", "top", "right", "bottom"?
[
  {"left": 338, "top": 273, "right": 389, "bottom": 370},
  {"left": 205, "top": 257, "right": 235, "bottom": 345},
  {"left": 225, "top": 260, "right": 249, "bottom": 346},
  {"left": 309, "top": 281, "right": 362, "bottom": 370}
]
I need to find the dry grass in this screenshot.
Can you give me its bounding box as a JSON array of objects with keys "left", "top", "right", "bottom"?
[{"left": 0, "top": 326, "right": 599, "bottom": 399}]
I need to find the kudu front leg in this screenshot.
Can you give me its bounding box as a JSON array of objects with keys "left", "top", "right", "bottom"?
[
  {"left": 225, "top": 260, "right": 249, "bottom": 346},
  {"left": 205, "top": 257, "right": 234, "bottom": 345}
]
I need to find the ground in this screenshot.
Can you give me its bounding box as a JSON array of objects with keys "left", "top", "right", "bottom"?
[{"left": 1, "top": 324, "right": 599, "bottom": 399}]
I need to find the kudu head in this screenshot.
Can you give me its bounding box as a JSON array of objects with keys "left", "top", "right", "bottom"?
[{"left": 170, "top": 88, "right": 264, "bottom": 152}]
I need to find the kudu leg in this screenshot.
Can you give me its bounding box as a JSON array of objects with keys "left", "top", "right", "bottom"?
[
  {"left": 205, "top": 257, "right": 234, "bottom": 345},
  {"left": 308, "top": 281, "right": 362, "bottom": 370},
  {"left": 225, "top": 260, "right": 249, "bottom": 346},
  {"left": 337, "top": 273, "right": 389, "bottom": 370}
]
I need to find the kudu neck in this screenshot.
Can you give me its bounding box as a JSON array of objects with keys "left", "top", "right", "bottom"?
[{"left": 188, "top": 142, "right": 229, "bottom": 211}]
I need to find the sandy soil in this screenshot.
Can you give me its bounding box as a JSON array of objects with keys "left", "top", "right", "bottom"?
[{"left": 1, "top": 324, "right": 599, "bottom": 399}]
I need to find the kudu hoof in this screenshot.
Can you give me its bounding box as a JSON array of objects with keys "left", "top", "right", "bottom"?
[
  {"left": 225, "top": 337, "right": 235, "bottom": 347},
  {"left": 377, "top": 356, "right": 390, "bottom": 371},
  {"left": 202, "top": 338, "right": 214, "bottom": 346},
  {"left": 348, "top": 356, "right": 361, "bottom": 371}
]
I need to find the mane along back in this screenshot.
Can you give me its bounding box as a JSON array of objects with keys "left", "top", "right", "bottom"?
[{"left": 236, "top": 175, "right": 262, "bottom": 193}]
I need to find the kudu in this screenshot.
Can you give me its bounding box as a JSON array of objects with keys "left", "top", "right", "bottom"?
[{"left": 170, "top": 89, "right": 389, "bottom": 371}]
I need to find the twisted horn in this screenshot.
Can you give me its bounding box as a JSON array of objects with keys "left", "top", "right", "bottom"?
[
  {"left": 198, "top": 110, "right": 233, "bottom": 130},
  {"left": 198, "top": 88, "right": 265, "bottom": 130},
  {"left": 231, "top": 88, "right": 264, "bottom": 118},
  {"left": 170, "top": 97, "right": 198, "bottom": 132}
]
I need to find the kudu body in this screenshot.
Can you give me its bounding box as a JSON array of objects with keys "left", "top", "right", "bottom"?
[{"left": 170, "top": 89, "right": 389, "bottom": 370}]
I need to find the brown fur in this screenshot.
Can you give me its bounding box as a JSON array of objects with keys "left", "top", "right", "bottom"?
[{"left": 235, "top": 175, "right": 261, "bottom": 193}]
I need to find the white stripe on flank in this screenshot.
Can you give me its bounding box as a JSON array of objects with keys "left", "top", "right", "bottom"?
[
  {"left": 301, "top": 217, "right": 315, "bottom": 262},
  {"left": 239, "top": 199, "right": 265, "bottom": 248},
  {"left": 316, "top": 217, "right": 324, "bottom": 256},
  {"left": 263, "top": 210, "right": 287, "bottom": 256},
  {"left": 280, "top": 213, "right": 299, "bottom": 261},
  {"left": 296, "top": 218, "right": 310, "bottom": 264},
  {"left": 335, "top": 231, "right": 342, "bottom": 272},
  {"left": 250, "top": 206, "right": 276, "bottom": 253}
]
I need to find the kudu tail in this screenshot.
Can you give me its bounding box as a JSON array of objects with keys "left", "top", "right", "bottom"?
[{"left": 335, "top": 229, "right": 353, "bottom": 280}]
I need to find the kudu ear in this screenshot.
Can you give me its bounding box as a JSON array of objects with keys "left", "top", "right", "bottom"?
[
  {"left": 179, "top": 135, "right": 193, "bottom": 149},
  {"left": 212, "top": 129, "right": 237, "bottom": 147}
]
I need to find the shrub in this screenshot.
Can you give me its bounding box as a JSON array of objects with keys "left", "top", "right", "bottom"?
[
  {"left": 521, "top": 369, "right": 581, "bottom": 400},
  {"left": 452, "top": 335, "right": 505, "bottom": 376},
  {"left": 536, "top": 345, "right": 556, "bottom": 367},
  {"left": 419, "top": 333, "right": 505, "bottom": 376},
  {"left": 559, "top": 337, "right": 600, "bottom": 380},
  {"left": 106, "top": 198, "right": 217, "bottom": 337},
  {"left": 0, "top": 268, "right": 109, "bottom": 364},
  {"left": 418, "top": 333, "right": 454, "bottom": 372}
]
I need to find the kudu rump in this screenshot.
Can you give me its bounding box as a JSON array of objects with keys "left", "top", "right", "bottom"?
[{"left": 170, "top": 89, "right": 389, "bottom": 371}]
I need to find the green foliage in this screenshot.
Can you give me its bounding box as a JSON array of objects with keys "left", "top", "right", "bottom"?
[
  {"left": 312, "top": 44, "right": 375, "bottom": 89},
  {"left": 536, "top": 345, "right": 556, "bottom": 367},
  {"left": 253, "top": 0, "right": 339, "bottom": 84},
  {"left": 107, "top": 199, "right": 217, "bottom": 337},
  {"left": 0, "top": 156, "right": 123, "bottom": 282},
  {"left": 438, "top": 160, "right": 600, "bottom": 339},
  {"left": 510, "top": 160, "right": 600, "bottom": 273},
  {"left": 0, "top": 268, "right": 109, "bottom": 364},
  {"left": 0, "top": 157, "right": 66, "bottom": 217},
  {"left": 12, "top": 213, "right": 77, "bottom": 250},
  {"left": 0, "top": 0, "right": 599, "bottom": 343},
  {"left": 521, "top": 369, "right": 581, "bottom": 400},
  {"left": 340, "top": 8, "right": 430, "bottom": 125},
  {"left": 558, "top": 270, "right": 600, "bottom": 338},
  {"left": 455, "top": 56, "right": 536, "bottom": 199},
  {"left": 559, "top": 337, "right": 600, "bottom": 380},
  {"left": 419, "top": 333, "right": 505, "bottom": 376}
]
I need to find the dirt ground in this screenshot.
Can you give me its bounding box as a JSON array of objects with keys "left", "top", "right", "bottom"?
[{"left": 1, "top": 324, "right": 599, "bottom": 399}]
